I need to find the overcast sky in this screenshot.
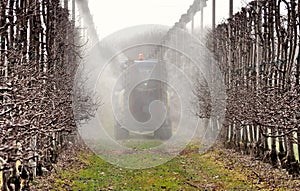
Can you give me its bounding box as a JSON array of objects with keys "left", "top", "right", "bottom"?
[{"left": 87, "top": 0, "right": 251, "bottom": 39}]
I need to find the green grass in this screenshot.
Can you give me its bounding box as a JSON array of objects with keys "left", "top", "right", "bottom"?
[
  {"left": 122, "top": 139, "right": 163, "bottom": 149},
  {"left": 51, "top": 144, "right": 254, "bottom": 191}
]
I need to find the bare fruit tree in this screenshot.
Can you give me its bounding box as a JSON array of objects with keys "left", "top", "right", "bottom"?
[
  {"left": 211, "top": 0, "right": 300, "bottom": 175},
  {"left": 0, "top": 0, "right": 98, "bottom": 189}
]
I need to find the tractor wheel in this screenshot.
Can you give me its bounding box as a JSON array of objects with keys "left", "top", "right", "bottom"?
[
  {"left": 114, "top": 124, "right": 129, "bottom": 140},
  {"left": 154, "top": 126, "right": 172, "bottom": 140}
]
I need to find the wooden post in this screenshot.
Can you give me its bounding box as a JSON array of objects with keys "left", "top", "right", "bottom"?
[
  {"left": 0, "top": 159, "right": 2, "bottom": 190},
  {"left": 191, "top": 16, "right": 194, "bottom": 34},
  {"left": 229, "top": 0, "right": 233, "bottom": 17},
  {"left": 72, "top": 0, "right": 75, "bottom": 22},
  {"left": 64, "top": 0, "right": 68, "bottom": 10},
  {"left": 200, "top": 7, "right": 203, "bottom": 37},
  {"left": 212, "top": 0, "right": 215, "bottom": 30}
]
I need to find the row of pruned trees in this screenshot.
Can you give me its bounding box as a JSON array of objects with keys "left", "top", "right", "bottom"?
[
  {"left": 210, "top": 0, "right": 300, "bottom": 174},
  {"left": 0, "top": 0, "right": 94, "bottom": 190}
]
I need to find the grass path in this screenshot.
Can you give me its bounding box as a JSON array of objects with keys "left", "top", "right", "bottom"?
[{"left": 33, "top": 143, "right": 300, "bottom": 190}]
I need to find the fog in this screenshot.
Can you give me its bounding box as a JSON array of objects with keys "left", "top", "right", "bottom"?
[{"left": 74, "top": 1, "right": 226, "bottom": 169}]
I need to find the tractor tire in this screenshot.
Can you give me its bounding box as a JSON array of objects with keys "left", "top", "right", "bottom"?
[
  {"left": 154, "top": 126, "right": 172, "bottom": 140},
  {"left": 114, "top": 124, "right": 129, "bottom": 140}
]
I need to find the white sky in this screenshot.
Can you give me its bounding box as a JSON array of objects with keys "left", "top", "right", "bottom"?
[{"left": 87, "top": 0, "right": 251, "bottom": 39}]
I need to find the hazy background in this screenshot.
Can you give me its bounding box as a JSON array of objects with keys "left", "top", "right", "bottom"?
[
  {"left": 87, "top": 0, "right": 251, "bottom": 40},
  {"left": 75, "top": 0, "right": 236, "bottom": 168}
]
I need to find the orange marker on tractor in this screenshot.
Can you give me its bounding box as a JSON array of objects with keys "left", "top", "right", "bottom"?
[{"left": 138, "top": 53, "right": 144, "bottom": 60}]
